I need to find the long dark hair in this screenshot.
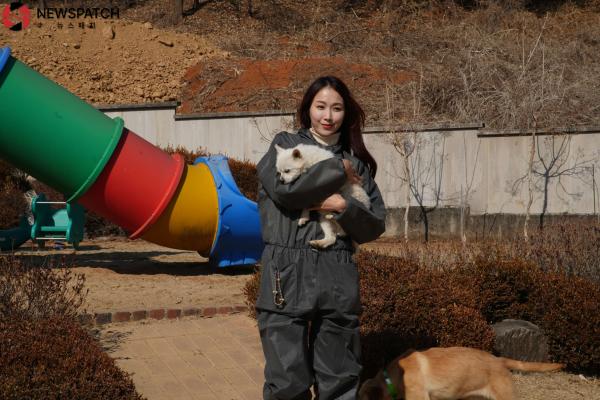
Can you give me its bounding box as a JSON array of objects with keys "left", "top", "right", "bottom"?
[{"left": 297, "top": 76, "right": 378, "bottom": 178}]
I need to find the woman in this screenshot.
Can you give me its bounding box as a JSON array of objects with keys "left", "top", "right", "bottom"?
[{"left": 256, "top": 76, "right": 386, "bottom": 400}]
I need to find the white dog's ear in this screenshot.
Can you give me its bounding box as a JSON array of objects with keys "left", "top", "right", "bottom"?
[
  {"left": 292, "top": 148, "right": 302, "bottom": 159},
  {"left": 274, "top": 144, "right": 284, "bottom": 154}
]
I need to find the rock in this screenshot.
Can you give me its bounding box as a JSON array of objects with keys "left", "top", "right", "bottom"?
[
  {"left": 158, "top": 39, "right": 174, "bottom": 47},
  {"left": 62, "top": 42, "right": 69, "bottom": 47},
  {"left": 152, "top": 89, "right": 166, "bottom": 98},
  {"left": 491, "top": 319, "right": 550, "bottom": 362},
  {"left": 102, "top": 25, "right": 115, "bottom": 40},
  {"left": 134, "top": 87, "right": 144, "bottom": 97},
  {"left": 143, "top": 22, "right": 153, "bottom": 29},
  {"left": 73, "top": 43, "right": 81, "bottom": 49}
]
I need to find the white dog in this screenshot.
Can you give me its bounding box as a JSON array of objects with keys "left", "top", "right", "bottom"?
[{"left": 275, "top": 143, "right": 370, "bottom": 248}]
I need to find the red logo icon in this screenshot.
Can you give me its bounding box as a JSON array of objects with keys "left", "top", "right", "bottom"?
[{"left": 2, "top": 2, "right": 30, "bottom": 31}]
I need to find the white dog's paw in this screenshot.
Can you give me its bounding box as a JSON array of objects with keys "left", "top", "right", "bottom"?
[
  {"left": 309, "top": 239, "right": 324, "bottom": 248},
  {"left": 298, "top": 217, "right": 309, "bottom": 226},
  {"left": 309, "top": 238, "right": 335, "bottom": 249}
]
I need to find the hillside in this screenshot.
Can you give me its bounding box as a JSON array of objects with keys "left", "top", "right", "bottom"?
[{"left": 2, "top": 0, "right": 600, "bottom": 128}]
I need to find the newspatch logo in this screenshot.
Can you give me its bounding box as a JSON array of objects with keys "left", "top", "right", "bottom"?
[{"left": 2, "top": 2, "right": 30, "bottom": 31}]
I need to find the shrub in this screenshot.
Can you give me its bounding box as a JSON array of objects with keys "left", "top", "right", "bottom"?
[
  {"left": 454, "top": 256, "right": 600, "bottom": 375},
  {"left": 0, "top": 181, "right": 28, "bottom": 229},
  {"left": 0, "top": 254, "right": 87, "bottom": 321},
  {"left": 509, "top": 221, "right": 600, "bottom": 282},
  {"left": 85, "top": 211, "right": 127, "bottom": 238},
  {"left": 0, "top": 160, "right": 30, "bottom": 229},
  {"left": 357, "top": 250, "right": 495, "bottom": 378},
  {"left": 0, "top": 316, "right": 144, "bottom": 400},
  {"left": 0, "top": 255, "right": 144, "bottom": 399},
  {"left": 453, "top": 257, "right": 543, "bottom": 323},
  {"left": 163, "top": 145, "right": 209, "bottom": 164},
  {"left": 228, "top": 157, "right": 258, "bottom": 202},
  {"left": 527, "top": 273, "right": 600, "bottom": 375},
  {"left": 243, "top": 265, "right": 260, "bottom": 320},
  {"left": 164, "top": 145, "right": 259, "bottom": 201}
]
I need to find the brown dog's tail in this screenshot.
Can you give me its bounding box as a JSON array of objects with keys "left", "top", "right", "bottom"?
[{"left": 501, "top": 358, "right": 564, "bottom": 373}]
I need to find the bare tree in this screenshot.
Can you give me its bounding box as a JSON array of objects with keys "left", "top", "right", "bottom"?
[
  {"left": 593, "top": 163, "right": 599, "bottom": 224},
  {"left": 459, "top": 133, "right": 480, "bottom": 245},
  {"left": 512, "top": 134, "right": 594, "bottom": 230},
  {"left": 523, "top": 117, "right": 538, "bottom": 241},
  {"left": 407, "top": 134, "right": 446, "bottom": 242},
  {"left": 386, "top": 81, "right": 418, "bottom": 242}
]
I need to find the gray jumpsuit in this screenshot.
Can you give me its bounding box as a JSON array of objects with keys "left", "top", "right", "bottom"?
[{"left": 256, "top": 129, "right": 386, "bottom": 400}]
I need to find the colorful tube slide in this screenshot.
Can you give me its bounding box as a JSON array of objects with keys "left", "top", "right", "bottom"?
[{"left": 0, "top": 47, "right": 264, "bottom": 267}]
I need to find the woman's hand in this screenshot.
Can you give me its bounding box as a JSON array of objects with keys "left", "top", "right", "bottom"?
[
  {"left": 309, "top": 193, "right": 347, "bottom": 213},
  {"left": 343, "top": 159, "right": 362, "bottom": 185}
]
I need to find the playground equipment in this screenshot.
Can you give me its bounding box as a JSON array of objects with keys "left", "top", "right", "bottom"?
[
  {"left": 30, "top": 194, "right": 85, "bottom": 249},
  {"left": 0, "top": 47, "right": 264, "bottom": 267},
  {"left": 0, "top": 216, "right": 30, "bottom": 252}
]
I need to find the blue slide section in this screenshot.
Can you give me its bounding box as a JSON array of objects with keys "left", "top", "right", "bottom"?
[
  {"left": 0, "top": 217, "right": 31, "bottom": 251},
  {"left": 195, "top": 156, "right": 264, "bottom": 267}
]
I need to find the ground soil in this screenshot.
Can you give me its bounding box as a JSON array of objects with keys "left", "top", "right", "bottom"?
[{"left": 14, "top": 237, "right": 253, "bottom": 312}]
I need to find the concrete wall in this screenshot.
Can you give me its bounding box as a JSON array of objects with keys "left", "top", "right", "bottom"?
[
  {"left": 103, "top": 106, "right": 293, "bottom": 162},
  {"left": 101, "top": 104, "right": 600, "bottom": 237},
  {"left": 362, "top": 130, "right": 599, "bottom": 214}
]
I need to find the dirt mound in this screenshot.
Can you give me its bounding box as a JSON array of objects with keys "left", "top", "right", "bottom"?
[
  {"left": 179, "top": 56, "right": 412, "bottom": 117},
  {"left": 1, "top": 18, "right": 226, "bottom": 105},
  {"left": 1, "top": 2, "right": 413, "bottom": 122}
]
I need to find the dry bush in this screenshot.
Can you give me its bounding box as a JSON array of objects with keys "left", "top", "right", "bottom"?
[
  {"left": 85, "top": 212, "right": 128, "bottom": 238},
  {"left": 28, "top": 179, "right": 64, "bottom": 202},
  {"left": 163, "top": 145, "right": 209, "bottom": 164},
  {"left": 164, "top": 145, "right": 258, "bottom": 201},
  {"left": 0, "top": 254, "right": 87, "bottom": 322},
  {"left": 454, "top": 255, "right": 600, "bottom": 374},
  {"left": 376, "top": 4, "right": 600, "bottom": 128},
  {"left": 0, "top": 316, "right": 144, "bottom": 400},
  {"left": 357, "top": 250, "right": 495, "bottom": 377},
  {"left": 243, "top": 265, "right": 261, "bottom": 319},
  {"left": 508, "top": 221, "right": 600, "bottom": 281},
  {"left": 0, "top": 182, "right": 28, "bottom": 229},
  {"left": 524, "top": 272, "right": 600, "bottom": 374},
  {"left": 228, "top": 158, "right": 258, "bottom": 201},
  {"left": 0, "top": 160, "right": 30, "bottom": 229},
  {"left": 366, "top": 220, "right": 600, "bottom": 282},
  {"left": 0, "top": 253, "right": 142, "bottom": 398}
]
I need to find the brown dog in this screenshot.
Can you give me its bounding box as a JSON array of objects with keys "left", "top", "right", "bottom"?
[{"left": 359, "top": 347, "right": 564, "bottom": 400}]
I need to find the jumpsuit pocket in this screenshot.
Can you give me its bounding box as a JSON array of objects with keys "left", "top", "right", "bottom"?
[
  {"left": 257, "top": 259, "right": 298, "bottom": 311},
  {"left": 333, "top": 263, "right": 362, "bottom": 315}
]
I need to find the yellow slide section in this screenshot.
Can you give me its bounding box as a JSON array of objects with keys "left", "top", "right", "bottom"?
[{"left": 141, "top": 162, "right": 219, "bottom": 255}]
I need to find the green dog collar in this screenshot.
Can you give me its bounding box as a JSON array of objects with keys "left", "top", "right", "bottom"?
[{"left": 383, "top": 368, "right": 398, "bottom": 399}]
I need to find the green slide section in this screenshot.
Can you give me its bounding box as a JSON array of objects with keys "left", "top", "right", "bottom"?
[{"left": 0, "top": 48, "right": 123, "bottom": 202}]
